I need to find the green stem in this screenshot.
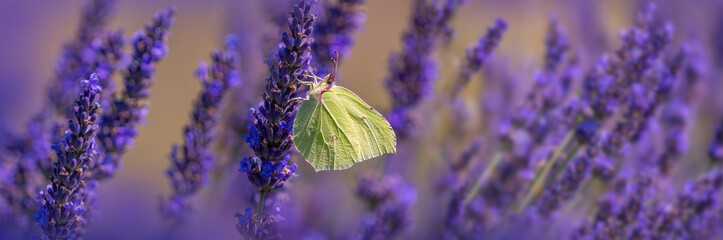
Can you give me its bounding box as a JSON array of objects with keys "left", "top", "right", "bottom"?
[
  {"left": 259, "top": 192, "right": 266, "bottom": 215},
  {"left": 464, "top": 152, "right": 502, "bottom": 205},
  {"left": 547, "top": 142, "right": 583, "bottom": 187},
  {"left": 514, "top": 130, "right": 576, "bottom": 212}
]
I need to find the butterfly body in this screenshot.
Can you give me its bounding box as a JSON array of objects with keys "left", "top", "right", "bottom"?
[{"left": 293, "top": 74, "right": 397, "bottom": 171}]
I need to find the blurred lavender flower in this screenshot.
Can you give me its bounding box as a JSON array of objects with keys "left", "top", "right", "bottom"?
[
  {"left": 235, "top": 207, "right": 283, "bottom": 240},
  {"left": 0, "top": 2, "right": 123, "bottom": 235},
  {"left": 312, "top": 0, "right": 367, "bottom": 77},
  {"left": 94, "top": 6, "right": 176, "bottom": 179},
  {"left": 353, "top": 172, "right": 417, "bottom": 240},
  {"left": 34, "top": 74, "right": 102, "bottom": 240},
  {"left": 48, "top": 0, "right": 116, "bottom": 119},
  {"left": 452, "top": 19, "right": 507, "bottom": 97},
  {"left": 575, "top": 167, "right": 723, "bottom": 239},
  {"left": 385, "top": 0, "right": 463, "bottom": 137},
  {"left": 655, "top": 44, "right": 704, "bottom": 174},
  {"left": 161, "top": 36, "right": 240, "bottom": 224},
  {"left": 241, "top": 0, "right": 315, "bottom": 194}
]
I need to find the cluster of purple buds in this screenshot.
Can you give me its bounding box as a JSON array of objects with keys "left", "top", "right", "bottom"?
[
  {"left": 161, "top": 35, "right": 241, "bottom": 223},
  {"left": 240, "top": 155, "right": 298, "bottom": 194},
  {"left": 47, "top": 0, "right": 116, "bottom": 120},
  {"left": 241, "top": 0, "right": 315, "bottom": 193},
  {"left": 312, "top": 0, "right": 367, "bottom": 77},
  {"left": 385, "top": 0, "right": 463, "bottom": 137},
  {"left": 234, "top": 207, "right": 283, "bottom": 239},
  {"left": 94, "top": 6, "right": 176, "bottom": 179},
  {"left": 452, "top": 19, "right": 507, "bottom": 97},
  {"left": 0, "top": 0, "right": 124, "bottom": 230},
  {"left": 354, "top": 171, "right": 417, "bottom": 240},
  {"left": 34, "top": 74, "right": 102, "bottom": 239},
  {"left": 574, "top": 167, "right": 723, "bottom": 239}
]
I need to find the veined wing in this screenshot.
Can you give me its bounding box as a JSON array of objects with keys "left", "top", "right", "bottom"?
[
  {"left": 293, "top": 93, "right": 361, "bottom": 171},
  {"left": 330, "top": 86, "right": 397, "bottom": 160}
]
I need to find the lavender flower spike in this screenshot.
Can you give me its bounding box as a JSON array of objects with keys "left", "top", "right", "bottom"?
[
  {"left": 452, "top": 18, "right": 507, "bottom": 97},
  {"left": 312, "top": 0, "right": 367, "bottom": 76},
  {"left": 93, "top": 6, "right": 176, "bottom": 179},
  {"left": 35, "top": 74, "right": 102, "bottom": 240},
  {"left": 354, "top": 172, "right": 417, "bottom": 240},
  {"left": 48, "top": 0, "right": 116, "bottom": 119},
  {"left": 161, "top": 35, "right": 241, "bottom": 223},
  {"left": 386, "top": 0, "right": 463, "bottom": 137},
  {"left": 241, "top": 0, "right": 315, "bottom": 194}
]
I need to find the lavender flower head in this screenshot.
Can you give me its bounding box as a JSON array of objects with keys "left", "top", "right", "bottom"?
[
  {"left": 35, "top": 74, "right": 102, "bottom": 240},
  {"left": 312, "top": 0, "right": 367, "bottom": 76},
  {"left": 94, "top": 6, "right": 176, "bottom": 179},
  {"left": 354, "top": 172, "right": 417, "bottom": 240},
  {"left": 386, "top": 0, "right": 462, "bottom": 137},
  {"left": 161, "top": 35, "right": 241, "bottom": 223},
  {"left": 452, "top": 19, "right": 507, "bottom": 97},
  {"left": 48, "top": 0, "right": 116, "bottom": 119},
  {"left": 234, "top": 206, "right": 284, "bottom": 240},
  {"left": 241, "top": 0, "right": 316, "bottom": 194}
]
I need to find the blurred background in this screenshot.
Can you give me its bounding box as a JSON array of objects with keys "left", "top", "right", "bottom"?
[{"left": 0, "top": 0, "right": 721, "bottom": 239}]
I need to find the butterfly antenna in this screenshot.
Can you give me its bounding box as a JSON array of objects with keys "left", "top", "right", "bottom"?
[{"left": 328, "top": 51, "right": 339, "bottom": 84}]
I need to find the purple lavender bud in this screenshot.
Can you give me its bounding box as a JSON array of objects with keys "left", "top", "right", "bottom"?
[
  {"left": 312, "top": 0, "right": 367, "bottom": 77},
  {"left": 35, "top": 74, "right": 102, "bottom": 239},
  {"left": 235, "top": 207, "right": 283, "bottom": 239},
  {"left": 160, "top": 36, "right": 240, "bottom": 224},
  {"left": 48, "top": 0, "right": 116, "bottom": 119},
  {"left": 452, "top": 19, "right": 507, "bottom": 97},
  {"left": 240, "top": 155, "right": 298, "bottom": 194},
  {"left": 93, "top": 6, "right": 176, "bottom": 179},
  {"left": 354, "top": 171, "right": 416, "bottom": 240},
  {"left": 92, "top": 29, "right": 127, "bottom": 100},
  {"left": 385, "top": 0, "right": 463, "bottom": 137},
  {"left": 544, "top": 19, "right": 570, "bottom": 74},
  {"left": 534, "top": 154, "right": 591, "bottom": 217},
  {"left": 242, "top": 0, "right": 315, "bottom": 194}
]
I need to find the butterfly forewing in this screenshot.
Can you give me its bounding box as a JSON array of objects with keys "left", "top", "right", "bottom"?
[{"left": 293, "top": 93, "right": 361, "bottom": 171}]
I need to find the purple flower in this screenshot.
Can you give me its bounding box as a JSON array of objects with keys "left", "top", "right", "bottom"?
[
  {"left": 235, "top": 207, "right": 283, "bottom": 239},
  {"left": 312, "top": 0, "right": 367, "bottom": 77},
  {"left": 453, "top": 19, "right": 507, "bottom": 97},
  {"left": 48, "top": 0, "right": 116, "bottom": 120},
  {"left": 94, "top": 6, "right": 176, "bottom": 179},
  {"left": 240, "top": 155, "right": 298, "bottom": 194},
  {"left": 241, "top": 0, "right": 315, "bottom": 193},
  {"left": 160, "top": 35, "right": 240, "bottom": 224},
  {"left": 354, "top": 171, "right": 417, "bottom": 240},
  {"left": 385, "top": 0, "right": 463, "bottom": 137},
  {"left": 34, "top": 73, "right": 102, "bottom": 239}
]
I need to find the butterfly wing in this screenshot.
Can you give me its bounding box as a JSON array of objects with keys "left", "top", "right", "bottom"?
[
  {"left": 330, "top": 86, "right": 397, "bottom": 160},
  {"left": 293, "top": 93, "right": 361, "bottom": 171}
]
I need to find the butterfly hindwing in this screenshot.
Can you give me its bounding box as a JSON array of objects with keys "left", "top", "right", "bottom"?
[{"left": 330, "top": 86, "right": 397, "bottom": 160}]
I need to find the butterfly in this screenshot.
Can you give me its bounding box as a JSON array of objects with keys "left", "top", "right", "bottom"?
[{"left": 292, "top": 56, "right": 396, "bottom": 171}]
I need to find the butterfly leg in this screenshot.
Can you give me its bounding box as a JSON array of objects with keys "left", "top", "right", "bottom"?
[{"left": 288, "top": 97, "right": 306, "bottom": 103}]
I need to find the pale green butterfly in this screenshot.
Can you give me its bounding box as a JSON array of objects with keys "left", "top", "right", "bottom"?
[{"left": 293, "top": 58, "right": 397, "bottom": 171}]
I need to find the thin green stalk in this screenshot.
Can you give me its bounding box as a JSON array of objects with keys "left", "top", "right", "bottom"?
[
  {"left": 259, "top": 192, "right": 266, "bottom": 215},
  {"left": 546, "top": 142, "right": 583, "bottom": 187},
  {"left": 464, "top": 152, "right": 503, "bottom": 205},
  {"left": 514, "top": 130, "right": 575, "bottom": 212}
]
